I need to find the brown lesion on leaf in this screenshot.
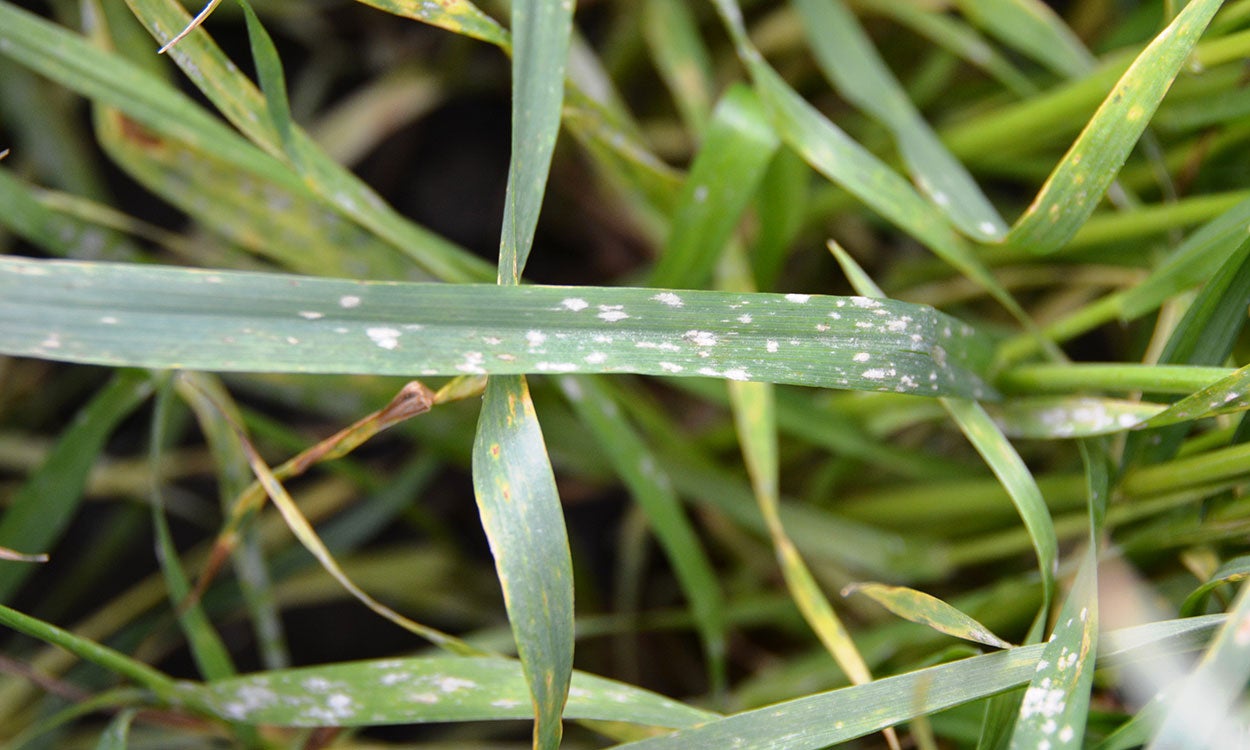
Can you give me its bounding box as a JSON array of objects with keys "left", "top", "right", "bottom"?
[{"left": 114, "top": 113, "right": 166, "bottom": 150}]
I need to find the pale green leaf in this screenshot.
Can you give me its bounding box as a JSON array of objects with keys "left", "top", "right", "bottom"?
[{"left": 843, "top": 583, "right": 1014, "bottom": 650}]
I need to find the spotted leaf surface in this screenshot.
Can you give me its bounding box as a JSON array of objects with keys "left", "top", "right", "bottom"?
[{"left": 0, "top": 257, "right": 996, "bottom": 398}]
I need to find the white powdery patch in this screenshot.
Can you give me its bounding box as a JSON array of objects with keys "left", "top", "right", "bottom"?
[
  {"left": 652, "top": 292, "right": 684, "bottom": 307},
  {"left": 785, "top": 293, "right": 811, "bottom": 303},
  {"left": 979, "top": 221, "right": 999, "bottom": 236},
  {"left": 526, "top": 330, "right": 547, "bottom": 347},
  {"left": 684, "top": 330, "right": 718, "bottom": 346},
  {"left": 862, "top": 368, "right": 897, "bottom": 380},
  {"left": 456, "top": 352, "right": 486, "bottom": 374},
  {"left": 851, "top": 296, "right": 883, "bottom": 309},
  {"left": 636, "top": 341, "right": 681, "bottom": 352},
  {"left": 659, "top": 362, "right": 684, "bottom": 373},
  {"left": 561, "top": 297, "right": 589, "bottom": 311},
  {"left": 853, "top": 352, "right": 871, "bottom": 363},
  {"left": 693, "top": 185, "right": 709, "bottom": 203},
  {"left": 298, "top": 310, "right": 324, "bottom": 320},
  {"left": 338, "top": 295, "right": 361, "bottom": 309},
  {"left": 585, "top": 352, "right": 608, "bottom": 364},
  {"left": 492, "top": 698, "right": 524, "bottom": 709},
  {"left": 766, "top": 340, "right": 780, "bottom": 353},
  {"left": 1020, "top": 683, "right": 1066, "bottom": 719},
  {"left": 366, "top": 327, "right": 401, "bottom": 350},
  {"left": 737, "top": 313, "right": 753, "bottom": 324},
  {"left": 722, "top": 368, "right": 750, "bottom": 381},
  {"left": 482, "top": 336, "right": 503, "bottom": 345},
  {"left": 536, "top": 362, "right": 579, "bottom": 373},
  {"left": 886, "top": 318, "right": 911, "bottom": 333},
  {"left": 99, "top": 316, "right": 119, "bottom": 325},
  {"left": 598, "top": 305, "right": 630, "bottom": 322},
  {"left": 39, "top": 334, "right": 61, "bottom": 350},
  {"left": 436, "top": 676, "right": 477, "bottom": 693},
  {"left": 815, "top": 323, "right": 831, "bottom": 332}
]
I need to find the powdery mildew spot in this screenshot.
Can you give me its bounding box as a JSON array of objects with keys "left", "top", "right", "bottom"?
[
  {"left": 853, "top": 352, "right": 871, "bottom": 363},
  {"left": 100, "top": 316, "right": 118, "bottom": 325},
  {"left": 536, "top": 362, "right": 579, "bottom": 373},
  {"left": 723, "top": 368, "right": 750, "bottom": 381},
  {"left": 785, "top": 293, "right": 811, "bottom": 303},
  {"left": 436, "top": 676, "right": 477, "bottom": 693},
  {"left": 659, "top": 362, "right": 683, "bottom": 373},
  {"left": 526, "top": 330, "right": 547, "bottom": 347},
  {"left": 684, "top": 330, "right": 717, "bottom": 346},
  {"left": 298, "top": 311, "right": 323, "bottom": 320},
  {"left": 738, "top": 313, "right": 753, "bottom": 324},
  {"left": 366, "top": 327, "right": 400, "bottom": 350},
  {"left": 598, "top": 305, "right": 629, "bottom": 322},
  {"left": 652, "top": 292, "right": 684, "bottom": 307},
  {"left": 585, "top": 352, "right": 608, "bottom": 364},
  {"left": 457, "top": 352, "right": 485, "bottom": 374},
  {"left": 338, "top": 295, "right": 361, "bottom": 309},
  {"left": 561, "top": 297, "right": 589, "bottom": 311},
  {"left": 766, "top": 340, "right": 779, "bottom": 353}
]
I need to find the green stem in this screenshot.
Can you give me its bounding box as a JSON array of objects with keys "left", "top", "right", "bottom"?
[{"left": 997, "top": 363, "right": 1231, "bottom": 394}]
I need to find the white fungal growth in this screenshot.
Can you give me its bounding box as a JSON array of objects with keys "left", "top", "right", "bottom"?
[
  {"left": 737, "top": 313, "right": 753, "bottom": 324},
  {"left": 659, "top": 362, "right": 684, "bottom": 373},
  {"left": 526, "top": 330, "right": 547, "bottom": 347},
  {"left": 853, "top": 352, "right": 871, "bottom": 363},
  {"left": 99, "top": 316, "right": 118, "bottom": 325},
  {"left": 457, "top": 352, "right": 486, "bottom": 374},
  {"left": 1020, "top": 685, "right": 1066, "bottom": 719},
  {"left": 366, "top": 327, "right": 400, "bottom": 350},
  {"left": 862, "top": 368, "right": 896, "bottom": 380},
  {"left": 693, "top": 185, "right": 709, "bottom": 203},
  {"left": 785, "top": 293, "right": 811, "bottom": 303},
  {"left": 435, "top": 676, "right": 477, "bottom": 693},
  {"left": 852, "top": 296, "right": 883, "bottom": 308},
  {"left": 723, "top": 368, "right": 750, "bottom": 381},
  {"left": 598, "top": 305, "right": 630, "bottom": 322},
  {"left": 684, "top": 330, "right": 717, "bottom": 346},
  {"left": 298, "top": 311, "right": 323, "bottom": 320},
  {"left": 338, "top": 295, "right": 361, "bottom": 309},
  {"left": 561, "top": 297, "right": 589, "bottom": 311},
  {"left": 536, "top": 362, "right": 579, "bottom": 373},
  {"left": 766, "top": 340, "right": 779, "bottom": 353},
  {"left": 585, "top": 352, "right": 608, "bottom": 364},
  {"left": 652, "top": 292, "right": 684, "bottom": 307},
  {"left": 979, "top": 221, "right": 999, "bottom": 236}
]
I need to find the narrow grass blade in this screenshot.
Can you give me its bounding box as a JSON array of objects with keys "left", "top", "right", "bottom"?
[
  {"left": 751, "top": 147, "right": 809, "bottom": 290},
  {"left": 122, "top": 0, "right": 493, "bottom": 282},
  {"left": 1180, "top": 555, "right": 1250, "bottom": 617},
  {"left": 792, "top": 0, "right": 1006, "bottom": 241},
  {"left": 195, "top": 655, "right": 716, "bottom": 728},
  {"left": 148, "top": 378, "right": 238, "bottom": 682},
  {"left": 180, "top": 376, "right": 476, "bottom": 655},
  {"left": 710, "top": 0, "right": 1035, "bottom": 333},
  {"left": 954, "top": 0, "right": 1094, "bottom": 79},
  {"left": 609, "top": 617, "right": 1225, "bottom": 750},
  {"left": 1009, "top": 439, "right": 1108, "bottom": 749},
  {"left": 94, "top": 708, "right": 138, "bottom": 750},
  {"left": 472, "top": 377, "right": 575, "bottom": 748},
  {"left": 990, "top": 397, "right": 1165, "bottom": 439},
  {"left": 1007, "top": 0, "right": 1224, "bottom": 255},
  {"left": 0, "top": 168, "right": 144, "bottom": 262},
  {"left": 496, "top": 0, "right": 573, "bottom": 285},
  {"left": 842, "top": 583, "right": 1014, "bottom": 650},
  {"left": 856, "top": 0, "right": 1037, "bottom": 98},
  {"left": 0, "top": 371, "right": 153, "bottom": 603},
  {"left": 0, "top": 257, "right": 997, "bottom": 398},
  {"left": 643, "top": 0, "right": 716, "bottom": 134},
  {"left": 237, "top": 0, "right": 296, "bottom": 163},
  {"left": 831, "top": 241, "right": 1057, "bottom": 635},
  {"left": 1149, "top": 582, "right": 1250, "bottom": 749},
  {"left": 1125, "top": 235, "right": 1250, "bottom": 463},
  {"left": 476, "top": 0, "right": 576, "bottom": 744},
  {"left": 352, "top": 0, "right": 509, "bottom": 49},
  {"left": 650, "top": 84, "right": 779, "bottom": 289},
  {"left": 943, "top": 400, "right": 1057, "bottom": 633},
  {"left": 558, "top": 376, "right": 727, "bottom": 696}
]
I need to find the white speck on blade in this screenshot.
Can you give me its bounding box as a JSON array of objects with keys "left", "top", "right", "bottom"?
[
  {"left": 652, "top": 292, "right": 684, "bottom": 307},
  {"left": 853, "top": 352, "right": 871, "bottom": 362},
  {"left": 298, "top": 311, "right": 324, "bottom": 320},
  {"left": 636, "top": 341, "right": 681, "bottom": 352},
  {"left": 598, "top": 305, "right": 629, "bottom": 322},
  {"left": 737, "top": 313, "right": 752, "bottom": 324},
  {"left": 536, "top": 362, "right": 579, "bottom": 373},
  {"left": 436, "top": 676, "right": 477, "bottom": 693},
  {"left": 482, "top": 336, "right": 503, "bottom": 345},
  {"left": 659, "top": 362, "right": 683, "bottom": 373},
  {"left": 932, "top": 191, "right": 950, "bottom": 207},
  {"left": 585, "top": 352, "right": 608, "bottom": 364},
  {"left": 862, "top": 368, "right": 894, "bottom": 380},
  {"left": 99, "top": 316, "right": 118, "bottom": 325},
  {"left": 379, "top": 672, "right": 410, "bottom": 686},
  {"left": 40, "top": 334, "right": 62, "bottom": 350},
  {"left": 409, "top": 692, "right": 439, "bottom": 704},
  {"left": 286, "top": 337, "right": 300, "bottom": 345},
  {"left": 457, "top": 352, "right": 486, "bottom": 374},
  {"left": 979, "top": 221, "right": 999, "bottom": 235},
  {"left": 693, "top": 184, "right": 708, "bottom": 203},
  {"left": 561, "top": 297, "right": 589, "bottom": 311},
  {"left": 816, "top": 323, "right": 830, "bottom": 332},
  {"left": 526, "top": 330, "right": 547, "bottom": 347},
  {"left": 723, "top": 368, "right": 750, "bottom": 381},
  {"left": 684, "top": 330, "right": 717, "bottom": 346},
  {"left": 366, "top": 327, "right": 401, "bottom": 350},
  {"left": 785, "top": 293, "right": 811, "bottom": 303},
  {"left": 339, "top": 295, "right": 361, "bottom": 309},
  {"left": 492, "top": 698, "right": 524, "bottom": 709},
  {"left": 766, "top": 340, "right": 779, "bottom": 353}
]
